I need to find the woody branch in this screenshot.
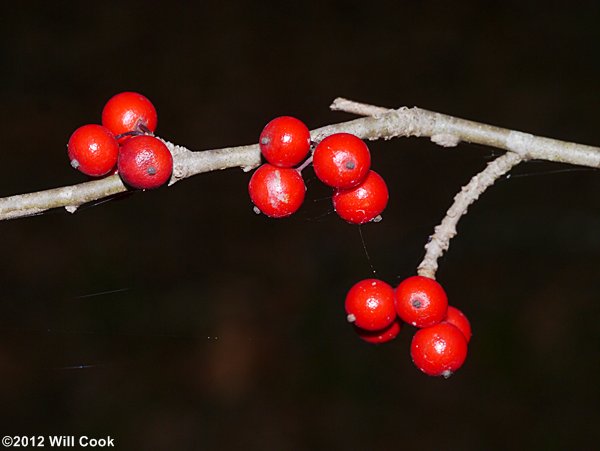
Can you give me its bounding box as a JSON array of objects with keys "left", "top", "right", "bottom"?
[{"left": 0, "top": 99, "right": 598, "bottom": 225}]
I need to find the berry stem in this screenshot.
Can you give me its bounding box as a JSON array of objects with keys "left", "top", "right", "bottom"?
[{"left": 296, "top": 156, "right": 313, "bottom": 173}]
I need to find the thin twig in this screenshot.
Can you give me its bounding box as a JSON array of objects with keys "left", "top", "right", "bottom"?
[
  {"left": 416, "top": 152, "right": 523, "bottom": 279},
  {"left": 330, "top": 97, "right": 600, "bottom": 165},
  {"left": 0, "top": 144, "right": 261, "bottom": 221}
]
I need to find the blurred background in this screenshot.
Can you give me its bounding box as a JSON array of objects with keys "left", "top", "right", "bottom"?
[{"left": 1, "top": 1, "right": 599, "bottom": 449}]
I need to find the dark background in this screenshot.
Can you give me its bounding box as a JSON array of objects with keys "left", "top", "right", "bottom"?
[{"left": 1, "top": 1, "right": 599, "bottom": 449}]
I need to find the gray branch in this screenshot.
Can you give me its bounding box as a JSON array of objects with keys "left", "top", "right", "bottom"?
[
  {"left": 329, "top": 98, "right": 599, "bottom": 279},
  {"left": 416, "top": 152, "right": 523, "bottom": 279},
  {"left": 0, "top": 98, "right": 598, "bottom": 222}
]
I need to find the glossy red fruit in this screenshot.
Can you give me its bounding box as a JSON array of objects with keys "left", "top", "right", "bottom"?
[
  {"left": 67, "top": 124, "right": 119, "bottom": 177},
  {"left": 395, "top": 276, "right": 448, "bottom": 328},
  {"left": 332, "top": 170, "right": 388, "bottom": 224},
  {"left": 410, "top": 322, "right": 468, "bottom": 377},
  {"left": 313, "top": 133, "right": 371, "bottom": 188},
  {"left": 345, "top": 279, "right": 396, "bottom": 331},
  {"left": 259, "top": 116, "right": 311, "bottom": 167},
  {"left": 248, "top": 164, "right": 306, "bottom": 218},
  {"left": 102, "top": 92, "right": 158, "bottom": 140},
  {"left": 355, "top": 319, "right": 401, "bottom": 344},
  {"left": 118, "top": 136, "right": 173, "bottom": 189},
  {"left": 444, "top": 306, "right": 472, "bottom": 343}
]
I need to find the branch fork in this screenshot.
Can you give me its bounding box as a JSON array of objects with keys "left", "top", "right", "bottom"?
[{"left": 2, "top": 98, "right": 598, "bottom": 278}]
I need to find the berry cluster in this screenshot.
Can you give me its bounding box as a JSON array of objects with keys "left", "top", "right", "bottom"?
[
  {"left": 345, "top": 275, "right": 471, "bottom": 377},
  {"left": 67, "top": 92, "right": 173, "bottom": 190},
  {"left": 248, "top": 116, "right": 389, "bottom": 223},
  {"left": 248, "top": 116, "right": 470, "bottom": 377}
]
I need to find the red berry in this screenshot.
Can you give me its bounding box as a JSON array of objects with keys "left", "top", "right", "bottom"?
[
  {"left": 259, "top": 116, "right": 311, "bottom": 167},
  {"left": 313, "top": 133, "right": 371, "bottom": 188},
  {"left": 395, "top": 276, "right": 448, "bottom": 328},
  {"left": 410, "top": 322, "right": 468, "bottom": 377},
  {"left": 248, "top": 164, "right": 306, "bottom": 218},
  {"left": 355, "top": 319, "right": 401, "bottom": 344},
  {"left": 67, "top": 124, "right": 119, "bottom": 177},
  {"left": 345, "top": 279, "right": 396, "bottom": 331},
  {"left": 332, "top": 170, "right": 389, "bottom": 224},
  {"left": 102, "top": 92, "right": 158, "bottom": 140},
  {"left": 444, "top": 306, "right": 472, "bottom": 343},
  {"left": 117, "top": 136, "right": 173, "bottom": 189}
]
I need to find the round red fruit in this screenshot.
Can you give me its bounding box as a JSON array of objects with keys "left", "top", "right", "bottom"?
[
  {"left": 248, "top": 164, "right": 306, "bottom": 218},
  {"left": 395, "top": 275, "right": 448, "bottom": 328},
  {"left": 444, "top": 305, "right": 472, "bottom": 343},
  {"left": 102, "top": 91, "right": 158, "bottom": 139},
  {"left": 118, "top": 136, "right": 173, "bottom": 189},
  {"left": 313, "top": 133, "right": 371, "bottom": 188},
  {"left": 355, "top": 319, "right": 401, "bottom": 344},
  {"left": 259, "top": 116, "right": 311, "bottom": 167},
  {"left": 333, "top": 170, "right": 388, "bottom": 224},
  {"left": 345, "top": 279, "right": 396, "bottom": 331},
  {"left": 67, "top": 124, "right": 119, "bottom": 177},
  {"left": 410, "top": 322, "right": 468, "bottom": 377}
]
